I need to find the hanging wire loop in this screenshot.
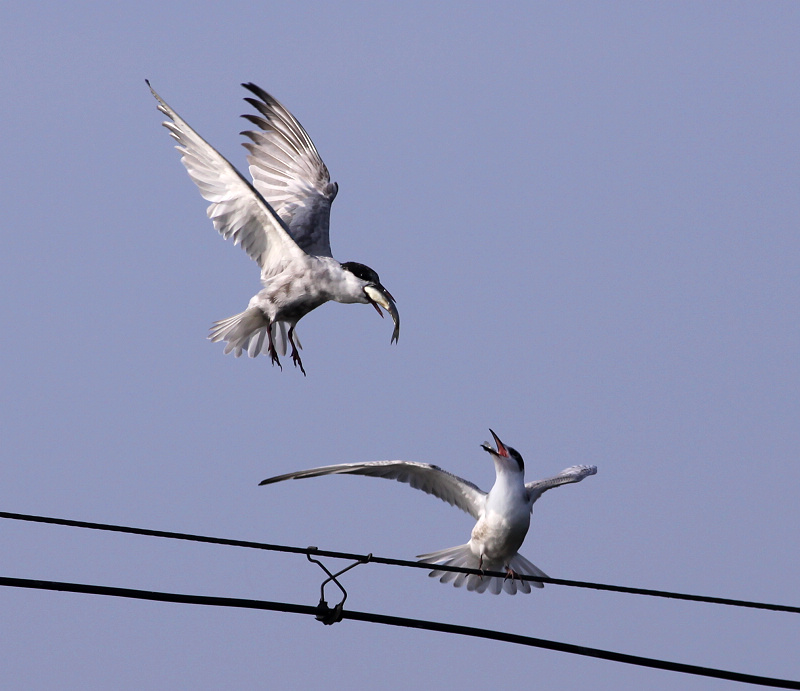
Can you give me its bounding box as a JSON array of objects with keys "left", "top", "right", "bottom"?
[{"left": 306, "top": 547, "right": 372, "bottom": 625}]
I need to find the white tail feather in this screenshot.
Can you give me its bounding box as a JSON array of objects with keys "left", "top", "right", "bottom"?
[
  {"left": 417, "top": 544, "right": 547, "bottom": 595},
  {"left": 208, "top": 307, "right": 270, "bottom": 357},
  {"left": 209, "top": 311, "right": 301, "bottom": 359}
]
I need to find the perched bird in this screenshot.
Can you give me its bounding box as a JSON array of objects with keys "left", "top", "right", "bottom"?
[
  {"left": 147, "top": 80, "right": 399, "bottom": 375},
  {"left": 259, "top": 430, "right": 597, "bottom": 594}
]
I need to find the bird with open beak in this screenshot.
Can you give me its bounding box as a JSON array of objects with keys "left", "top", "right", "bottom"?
[{"left": 259, "top": 430, "right": 597, "bottom": 594}]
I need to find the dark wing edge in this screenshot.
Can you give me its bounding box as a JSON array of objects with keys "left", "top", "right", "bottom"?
[
  {"left": 259, "top": 460, "right": 486, "bottom": 518},
  {"left": 240, "top": 83, "right": 337, "bottom": 257},
  {"left": 146, "top": 80, "right": 302, "bottom": 273},
  {"left": 525, "top": 465, "right": 598, "bottom": 506}
]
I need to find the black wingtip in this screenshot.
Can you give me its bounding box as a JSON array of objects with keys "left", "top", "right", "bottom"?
[{"left": 241, "top": 82, "right": 265, "bottom": 99}]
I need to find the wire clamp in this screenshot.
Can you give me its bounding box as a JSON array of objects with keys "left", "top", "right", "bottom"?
[{"left": 306, "top": 547, "right": 372, "bottom": 625}]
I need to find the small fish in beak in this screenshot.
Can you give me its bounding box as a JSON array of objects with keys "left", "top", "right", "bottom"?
[{"left": 364, "top": 283, "right": 400, "bottom": 344}]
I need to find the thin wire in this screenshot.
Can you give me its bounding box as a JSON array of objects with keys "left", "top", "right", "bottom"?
[
  {"left": 1, "top": 510, "right": 798, "bottom": 614},
  {"left": 1, "top": 575, "right": 798, "bottom": 689}
]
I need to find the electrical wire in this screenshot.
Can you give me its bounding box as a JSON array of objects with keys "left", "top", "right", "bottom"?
[
  {"left": 1, "top": 575, "right": 798, "bottom": 689},
  {"left": 1, "top": 510, "right": 797, "bottom": 615}
]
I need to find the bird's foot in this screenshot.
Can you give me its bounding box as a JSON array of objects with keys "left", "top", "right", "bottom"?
[
  {"left": 290, "top": 344, "right": 306, "bottom": 376},
  {"left": 268, "top": 344, "right": 282, "bottom": 370},
  {"left": 503, "top": 566, "right": 518, "bottom": 583}
]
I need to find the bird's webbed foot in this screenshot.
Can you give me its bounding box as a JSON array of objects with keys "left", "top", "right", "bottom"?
[
  {"left": 266, "top": 325, "right": 282, "bottom": 370},
  {"left": 290, "top": 346, "right": 306, "bottom": 376},
  {"left": 288, "top": 327, "right": 306, "bottom": 376},
  {"left": 269, "top": 347, "right": 282, "bottom": 370}
]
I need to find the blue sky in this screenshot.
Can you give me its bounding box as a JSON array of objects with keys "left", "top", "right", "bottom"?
[{"left": 1, "top": 2, "right": 799, "bottom": 689}]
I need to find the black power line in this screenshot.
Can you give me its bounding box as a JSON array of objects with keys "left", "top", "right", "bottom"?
[
  {"left": 1, "top": 510, "right": 797, "bottom": 614},
  {"left": 2, "top": 575, "right": 798, "bottom": 689}
]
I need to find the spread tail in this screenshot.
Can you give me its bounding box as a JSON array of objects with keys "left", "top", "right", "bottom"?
[
  {"left": 209, "top": 308, "right": 269, "bottom": 357},
  {"left": 417, "top": 545, "right": 547, "bottom": 595}
]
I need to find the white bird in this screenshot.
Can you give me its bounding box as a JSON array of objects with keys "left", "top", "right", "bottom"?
[
  {"left": 259, "top": 430, "right": 597, "bottom": 594},
  {"left": 147, "top": 80, "right": 399, "bottom": 375}
]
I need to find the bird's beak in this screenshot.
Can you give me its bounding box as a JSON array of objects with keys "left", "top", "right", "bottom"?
[
  {"left": 364, "top": 283, "right": 400, "bottom": 344},
  {"left": 481, "top": 429, "right": 509, "bottom": 457}
]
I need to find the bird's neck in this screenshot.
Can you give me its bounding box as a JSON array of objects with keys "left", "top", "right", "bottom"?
[
  {"left": 314, "top": 258, "right": 368, "bottom": 304},
  {"left": 486, "top": 463, "right": 528, "bottom": 509}
]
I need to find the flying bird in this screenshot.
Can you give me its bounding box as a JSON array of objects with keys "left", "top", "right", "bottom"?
[
  {"left": 259, "top": 430, "right": 597, "bottom": 594},
  {"left": 147, "top": 80, "right": 399, "bottom": 375}
]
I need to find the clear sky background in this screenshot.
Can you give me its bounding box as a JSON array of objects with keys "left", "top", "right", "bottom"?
[{"left": 1, "top": 2, "right": 799, "bottom": 689}]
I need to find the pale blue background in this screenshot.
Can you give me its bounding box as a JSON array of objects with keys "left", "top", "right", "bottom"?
[{"left": 1, "top": 2, "right": 798, "bottom": 689}]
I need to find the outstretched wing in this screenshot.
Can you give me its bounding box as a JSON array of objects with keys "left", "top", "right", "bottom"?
[
  {"left": 148, "top": 81, "right": 305, "bottom": 277},
  {"left": 240, "top": 83, "right": 337, "bottom": 258},
  {"left": 260, "top": 460, "right": 486, "bottom": 519},
  {"left": 525, "top": 465, "right": 597, "bottom": 506}
]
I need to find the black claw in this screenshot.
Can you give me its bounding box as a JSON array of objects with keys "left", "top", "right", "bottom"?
[
  {"left": 268, "top": 344, "right": 282, "bottom": 370},
  {"left": 266, "top": 322, "right": 283, "bottom": 371},
  {"left": 287, "top": 327, "right": 306, "bottom": 376},
  {"left": 292, "top": 352, "right": 307, "bottom": 377}
]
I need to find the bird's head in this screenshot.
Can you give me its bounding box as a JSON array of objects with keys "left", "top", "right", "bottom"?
[
  {"left": 341, "top": 261, "right": 400, "bottom": 344},
  {"left": 481, "top": 429, "right": 525, "bottom": 473}
]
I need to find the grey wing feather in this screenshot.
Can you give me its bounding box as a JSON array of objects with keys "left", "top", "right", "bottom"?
[
  {"left": 260, "top": 461, "right": 486, "bottom": 518},
  {"left": 147, "top": 81, "right": 304, "bottom": 276},
  {"left": 525, "top": 465, "right": 597, "bottom": 506},
  {"left": 240, "top": 83, "right": 337, "bottom": 258}
]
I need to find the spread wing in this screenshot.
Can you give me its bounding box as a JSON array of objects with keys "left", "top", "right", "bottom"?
[
  {"left": 260, "top": 461, "right": 487, "bottom": 519},
  {"left": 240, "top": 83, "right": 337, "bottom": 258},
  {"left": 148, "top": 81, "right": 305, "bottom": 277},
  {"left": 525, "top": 465, "right": 597, "bottom": 506}
]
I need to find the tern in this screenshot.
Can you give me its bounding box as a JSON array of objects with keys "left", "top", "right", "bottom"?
[
  {"left": 147, "top": 81, "right": 399, "bottom": 375},
  {"left": 259, "top": 430, "right": 597, "bottom": 594}
]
